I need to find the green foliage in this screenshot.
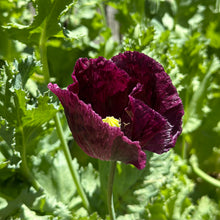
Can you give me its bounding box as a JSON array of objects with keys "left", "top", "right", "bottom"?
[
  {"left": 4, "top": 0, "right": 75, "bottom": 45},
  {"left": 0, "top": 0, "right": 220, "bottom": 219}
]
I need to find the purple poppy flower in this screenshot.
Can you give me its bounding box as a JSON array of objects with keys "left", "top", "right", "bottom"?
[{"left": 48, "top": 51, "right": 184, "bottom": 170}]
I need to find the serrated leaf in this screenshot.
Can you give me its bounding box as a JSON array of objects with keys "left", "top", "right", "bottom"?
[
  {"left": 19, "top": 204, "right": 53, "bottom": 220},
  {"left": 0, "top": 187, "right": 42, "bottom": 219},
  {"left": 139, "top": 153, "right": 193, "bottom": 219},
  {"left": 0, "top": 120, "right": 15, "bottom": 147},
  {"left": 4, "top": 0, "right": 75, "bottom": 45},
  {"left": 65, "top": 26, "right": 88, "bottom": 40},
  {"left": 32, "top": 194, "right": 73, "bottom": 219},
  {"left": 77, "top": 212, "right": 103, "bottom": 220},
  {"left": 81, "top": 163, "right": 100, "bottom": 197},
  {"left": 0, "top": 63, "right": 17, "bottom": 124},
  {"left": 0, "top": 187, "right": 73, "bottom": 219},
  {"left": 31, "top": 150, "right": 83, "bottom": 210},
  {"left": 192, "top": 196, "right": 220, "bottom": 220},
  {"left": 22, "top": 93, "right": 59, "bottom": 127},
  {"left": 0, "top": 59, "right": 59, "bottom": 157},
  {"left": 13, "top": 55, "right": 41, "bottom": 89}
]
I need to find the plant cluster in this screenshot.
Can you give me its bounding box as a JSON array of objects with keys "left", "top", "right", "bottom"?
[{"left": 0, "top": 0, "right": 220, "bottom": 219}]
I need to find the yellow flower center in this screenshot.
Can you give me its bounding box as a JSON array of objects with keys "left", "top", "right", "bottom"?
[{"left": 102, "top": 116, "right": 120, "bottom": 128}]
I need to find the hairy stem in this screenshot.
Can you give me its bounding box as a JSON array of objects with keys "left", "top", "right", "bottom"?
[
  {"left": 181, "top": 138, "right": 186, "bottom": 159},
  {"left": 19, "top": 121, "right": 41, "bottom": 191},
  {"left": 15, "top": 94, "right": 41, "bottom": 191},
  {"left": 39, "top": 21, "right": 90, "bottom": 211},
  {"left": 39, "top": 20, "right": 50, "bottom": 84},
  {"left": 20, "top": 139, "right": 41, "bottom": 191},
  {"left": 190, "top": 155, "right": 220, "bottom": 188},
  {"left": 107, "top": 161, "right": 117, "bottom": 220},
  {"left": 54, "top": 114, "right": 91, "bottom": 211}
]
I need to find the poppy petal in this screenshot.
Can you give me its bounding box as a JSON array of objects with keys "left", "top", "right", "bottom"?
[
  {"left": 112, "top": 51, "right": 184, "bottom": 146},
  {"left": 153, "top": 71, "right": 184, "bottom": 140},
  {"left": 71, "top": 57, "right": 130, "bottom": 118},
  {"left": 125, "top": 96, "right": 173, "bottom": 154},
  {"left": 48, "top": 83, "right": 146, "bottom": 169}
]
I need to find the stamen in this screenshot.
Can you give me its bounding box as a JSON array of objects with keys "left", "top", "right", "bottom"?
[{"left": 102, "top": 116, "right": 120, "bottom": 128}]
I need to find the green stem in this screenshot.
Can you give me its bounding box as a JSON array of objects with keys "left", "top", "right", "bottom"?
[
  {"left": 54, "top": 114, "right": 91, "bottom": 211},
  {"left": 107, "top": 161, "right": 116, "bottom": 220},
  {"left": 21, "top": 143, "right": 41, "bottom": 191},
  {"left": 190, "top": 155, "right": 220, "bottom": 188},
  {"left": 39, "top": 20, "right": 50, "bottom": 84},
  {"left": 39, "top": 21, "right": 90, "bottom": 211},
  {"left": 181, "top": 136, "right": 187, "bottom": 159},
  {"left": 15, "top": 94, "right": 41, "bottom": 191},
  {"left": 19, "top": 125, "right": 41, "bottom": 191}
]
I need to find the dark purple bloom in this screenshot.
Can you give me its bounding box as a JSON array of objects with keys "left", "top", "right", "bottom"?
[{"left": 48, "top": 51, "right": 184, "bottom": 169}]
